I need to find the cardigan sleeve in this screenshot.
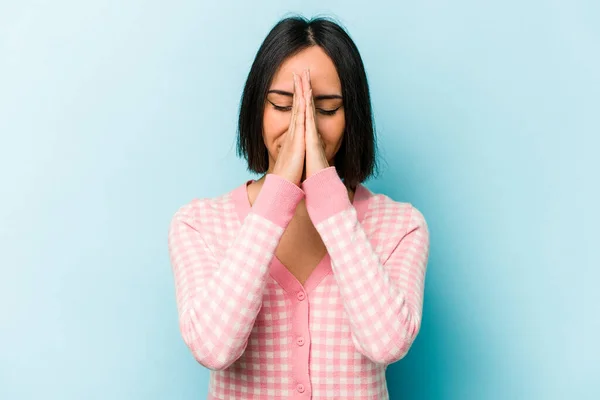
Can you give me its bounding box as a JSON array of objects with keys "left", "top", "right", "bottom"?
[
  {"left": 302, "top": 167, "right": 430, "bottom": 365},
  {"left": 168, "top": 174, "right": 304, "bottom": 371}
]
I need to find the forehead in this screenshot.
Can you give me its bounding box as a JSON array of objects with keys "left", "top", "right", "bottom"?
[{"left": 270, "top": 46, "right": 341, "bottom": 91}]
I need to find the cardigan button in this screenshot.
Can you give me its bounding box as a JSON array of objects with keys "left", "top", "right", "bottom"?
[
  {"left": 296, "top": 291, "right": 306, "bottom": 301},
  {"left": 296, "top": 383, "right": 305, "bottom": 393}
]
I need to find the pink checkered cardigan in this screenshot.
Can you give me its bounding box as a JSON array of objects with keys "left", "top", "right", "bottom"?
[{"left": 168, "top": 166, "right": 430, "bottom": 399}]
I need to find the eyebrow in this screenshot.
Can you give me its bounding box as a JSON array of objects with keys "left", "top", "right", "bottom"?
[{"left": 267, "top": 89, "right": 342, "bottom": 100}]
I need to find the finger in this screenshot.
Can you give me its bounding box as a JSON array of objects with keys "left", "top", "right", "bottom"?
[
  {"left": 306, "top": 88, "right": 315, "bottom": 130},
  {"left": 296, "top": 95, "right": 305, "bottom": 131},
  {"left": 301, "top": 70, "right": 316, "bottom": 137},
  {"left": 302, "top": 69, "right": 311, "bottom": 98},
  {"left": 289, "top": 73, "right": 299, "bottom": 139},
  {"left": 303, "top": 71, "right": 312, "bottom": 117},
  {"left": 295, "top": 70, "right": 304, "bottom": 101},
  {"left": 295, "top": 75, "right": 305, "bottom": 133},
  {"left": 304, "top": 70, "right": 317, "bottom": 120}
]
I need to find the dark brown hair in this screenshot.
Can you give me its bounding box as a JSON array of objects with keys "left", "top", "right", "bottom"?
[{"left": 236, "top": 15, "right": 379, "bottom": 190}]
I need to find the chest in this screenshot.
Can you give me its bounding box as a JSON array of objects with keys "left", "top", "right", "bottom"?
[{"left": 274, "top": 218, "right": 327, "bottom": 286}]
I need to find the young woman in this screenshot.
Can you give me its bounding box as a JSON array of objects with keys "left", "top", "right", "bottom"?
[{"left": 168, "top": 15, "right": 430, "bottom": 400}]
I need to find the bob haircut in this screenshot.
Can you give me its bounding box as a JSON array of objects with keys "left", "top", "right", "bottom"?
[{"left": 236, "top": 15, "right": 379, "bottom": 190}]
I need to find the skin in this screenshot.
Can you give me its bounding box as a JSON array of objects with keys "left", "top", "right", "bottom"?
[
  {"left": 264, "top": 46, "right": 344, "bottom": 180},
  {"left": 249, "top": 45, "right": 355, "bottom": 207},
  {"left": 246, "top": 46, "right": 356, "bottom": 283}
]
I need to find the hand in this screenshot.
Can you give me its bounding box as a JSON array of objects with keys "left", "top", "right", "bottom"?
[
  {"left": 271, "top": 72, "right": 306, "bottom": 186},
  {"left": 301, "top": 69, "right": 330, "bottom": 180}
]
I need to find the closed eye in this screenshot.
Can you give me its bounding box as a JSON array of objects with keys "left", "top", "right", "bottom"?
[
  {"left": 268, "top": 101, "right": 341, "bottom": 116},
  {"left": 317, "top": 107, "right": 340, "bottom": 116}
]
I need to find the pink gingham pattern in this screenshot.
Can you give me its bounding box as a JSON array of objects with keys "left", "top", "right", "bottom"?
[{"left": 168, "top": 166, "right": 430, "bottom": 399}]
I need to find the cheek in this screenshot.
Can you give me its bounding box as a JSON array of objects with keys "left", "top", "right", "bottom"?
[
  {"left": 263, "top": 108, "right": 290, "bottom": 141},
  {"left": 317, "top": 113, "right": 345, "bottom": 145}
]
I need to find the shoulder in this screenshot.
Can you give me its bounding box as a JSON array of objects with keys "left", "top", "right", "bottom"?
[
  {"left": 360, "top": 188, "right": 428, "bottom": 237},
  {"left": 169, "top": 189, "right": 238, "bottom": 231},
  {"left": 357, "top": 189, "right": 429, "bottom": 263}
]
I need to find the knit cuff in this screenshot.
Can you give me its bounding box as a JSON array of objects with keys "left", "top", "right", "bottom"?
[
  {"left": 252, "top": 174, "right": 305, "bottom": 228},
  {"left": 301, "top": 167, "right": 352, "bottom": 224}
]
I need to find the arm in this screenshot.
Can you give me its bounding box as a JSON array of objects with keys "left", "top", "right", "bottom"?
[
  {"left": 168, "top": 174, "right": 304, "bottom": 371},
  {"left": 302, "top": 167, "right": 430, "bottom": 365}
]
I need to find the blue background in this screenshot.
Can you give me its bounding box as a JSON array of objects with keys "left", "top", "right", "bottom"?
[{"left": 1, "top": 1, "right": 598, "bottom": 399}]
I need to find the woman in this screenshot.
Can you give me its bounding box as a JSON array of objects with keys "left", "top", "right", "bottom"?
[{"left": 168, "top": 15, "right": 430, "bottom": 400}]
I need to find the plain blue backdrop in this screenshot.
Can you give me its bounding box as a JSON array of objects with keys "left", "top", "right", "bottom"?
[{"left": 1, "top": 1, "right": 598, "bottom": 399}]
